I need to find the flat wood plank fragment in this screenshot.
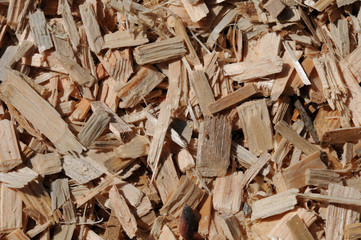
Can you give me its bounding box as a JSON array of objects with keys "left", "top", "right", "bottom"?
[
  {"left": 29, "top": 9, "right": 53, "bottom": 53},
  {"left": 133, "top": 37, "right": 186, "bottom": 65},
  {"left": 7, "top": 0, "right": 25, "bottom": 30},
  {"left": 181, "top": 0, "right": 209, "bottom": 23},
  {"left": 91, "top": 101, "right": 132, "bottom": 142},
  {"left": 344, "top": 223, "right": 361, "bottom": 240},
  {"left": 189, "top": 70, "right": 215, "bottom": 117},
  {"left": 267, "top": 208, "right": 317, "bottom": 239},
  {"left": 237, "top": 99, "right": 273, "bottom": 156},
  {"left": 263, "top": 0, "right": 286, "bottom": 18},
  {"left": 281, "top": 151, "right": 326, "bottom": 189},
  {"left": 325, "top": 184, "right": 361, "bottom": 240},
  {"left": 117, "top": 65, "right": 165, "bottom": 108},
  {"left": 275, "top": 120, "right": 319, "bottom": 155},
  {"left": 102, "top": 30, "right": 149, "bottom": 49},
  {"left": 0, "top": 167, "right": 38, "bottom": 189},
  {"left": 79, "top": 2, "right": 104, "bottom": 54},
  {"left": 5, "top": 229, "right": 30, "bottom": 240},
  {"left": 62, "top": 155, "right": 104, "bottom": 184},
  {"left": 251, "top": 188, "right": 299, "bottom": 221},
  {"left": 197, "top": 115, "right": 232, "bottom": 177},
  {"left": 208, "top": 84, "right": 259, "bottom": 114},
  {"left": 30, "top": 153, "right": 62, "bottom": 176},
  {"left": 59, "top": 0, "right": 80, "bottom": 49},
  {"left": 206, "top": 9, "right": 237, "bottom": 48},
  {"left": 305, "top": 169, "right": 341, "bottom": 188},
  {"left": 160, "top": 175, "right": 204, "bottom": 218},
  {"left": 78, "top": 110, "right": 111, "bottom": 147},
  {"left": 286, "top": 214, "right": 315, "bottom": 240},
  {"left": 109, "top": 185, "right": 137, "bottom": 239},
  {"left": 0, "top": 119, "right": 22, "bottom": 172},
  {"left": 213, "top": 171, "right": 243, "bottom": 214},
  {"left": 50, "top": 52, "right": 96, "bottom": 87},
  {"left": 321, "top": 127, "right": 361, "bottom": 146},
  {"left": 231, "top": 141, "right": 258, "bottom": 168},
  {"left": 223, "top": 56, "right": 283, "bottom": 82},
  {"left": 0, "top": 70, "right": 83, "bottom": 154},
  {"left": 0, "top": 183, "right": 22, "bottom": 233},
  {"left": 283, "top": 41, "right": 311, "bottom": 85}
]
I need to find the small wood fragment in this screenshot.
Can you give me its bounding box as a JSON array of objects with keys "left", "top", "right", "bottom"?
[
  {"left": 189, "top": 70, "right": 215, "bottom": 117},
  {"left": 109, "top": 185, "right": 137, "bottom": 238},
  {"left": 294, "top": 99, "right": 319, "bottom": 143},
  {"left": 275, "top": 120, "right": 319, "bottom": 155},
  {"left": 208, "top": 84, "right": 259, "bottom": 114},
  {"left": 50, "top": 52, "right": 96, "bottom": 87},
  {"left": 117, "top": 65, "right": 165, "bottom": 108},
  {"left": 0, "top": 70, "right": 83, "bottom": 154},
  {"left": 196, "top": 115, "right": 232, "bottom": 177},
  {"left": 160, "top": 175, "right": 204, "bottom": 218},
  {"left": 263, "top": 0, "right": 286, "bottom": 18},
  {"left": 181, "top": 0, "right": 209, "bottom": 23},
  {"left": 29, "top": 9, "right": 53, "bottom": 53},
  {"left": 0, "top": 119, "right": 22, "bottom": 172},
  {"left": 79, "top": 2, "right": 104, "bottom": 54},
  {"left": 344, "top": 223, "right": 361, "bottom": 240},
  {"left": 133, "top": 37, "right": 186, "bottom": 65},
  {"left": 237, "top": 99, "right": 274, "bottom": 156},
  {"left": 213, "top": 171, "right": 243, "bottom": 214},
  {"left": 305, "top": 169, "right": 341, "bottom": 188},
  {"left": 325, "top": 184, "right": 361, "bottom": 240},
  {"left": 78, "top": 110, "right": 111, "bottom": 147},
  {"left": 286, "top": 214, "right": 315, "bottom": 240},
  {"left": 223, "top": 56, "right": 283, "bottom": 82},
  {"left": 91, "top": 101, "right": 132, "bottom": 142},
  {"left": 251, "top": 188, "right": 299, "bottom": 221},
  {"left": 281, "top": 151, "right": 326, "bottom": 189},
  {"left": 30, "top": 153, "right": 62, "bottom": 176},
  {"left": 321, "top": 127, "right": 361, "bottom": 146},
  {"left": 102, "top": 30, "right": 149, "bottom": 49}
]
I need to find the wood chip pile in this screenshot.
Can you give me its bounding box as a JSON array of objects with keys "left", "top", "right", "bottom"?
[{"left": 1, "top": 0, "right": 361, "bottom": 239}]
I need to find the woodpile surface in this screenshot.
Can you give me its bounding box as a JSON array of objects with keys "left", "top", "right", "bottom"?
[{"left": 1, "top": 0, "right": 361, "bottom": 239}]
